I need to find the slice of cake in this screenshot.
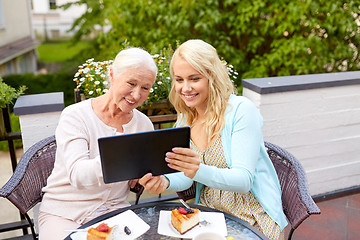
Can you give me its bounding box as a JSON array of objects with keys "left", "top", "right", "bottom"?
[
  {"left": 171, "top": 207, "right": 200, "bottom": 235},
  {"left": 87, "top": 223, "right": 116, "bottom": 240}
]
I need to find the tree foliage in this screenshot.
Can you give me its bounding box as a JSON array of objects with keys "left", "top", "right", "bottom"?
[{"left": 62, "top": 0, "right": 360, "bottom": 85}]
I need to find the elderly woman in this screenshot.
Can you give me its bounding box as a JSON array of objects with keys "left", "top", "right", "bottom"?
[{"left": 38, "top": 48, "right": 157, "bottom": 240}]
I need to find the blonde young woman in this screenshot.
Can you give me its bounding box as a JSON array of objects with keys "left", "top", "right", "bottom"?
[{"left": 140, "top": 39, "right": 287, "bottom": 239}]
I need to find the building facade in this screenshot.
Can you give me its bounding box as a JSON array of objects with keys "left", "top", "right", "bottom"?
[
  {"left": 31, "top": 0, "right": 86, "bottom": 41},
  {"left": 0, "top": 0, "right": 38, "bottom": 76}
]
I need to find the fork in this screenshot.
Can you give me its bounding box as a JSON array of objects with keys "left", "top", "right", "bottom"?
[
  {"left": 64, "top": 229, "right": 87, "bottom": 232},
  {"left": 179, "top": 199, "right": 191, "bottom": 209},
  {"left": 179, "top": 199, "right": 211, "bottom": 227}
]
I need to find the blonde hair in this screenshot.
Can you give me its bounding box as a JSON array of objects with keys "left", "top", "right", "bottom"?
[{"left": 169, "top": 39, "right": 236, "bottom": 140}]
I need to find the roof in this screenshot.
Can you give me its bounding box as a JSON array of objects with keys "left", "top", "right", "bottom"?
[{"left": 0, "top": 37, "right": 39, "bottom": 65}]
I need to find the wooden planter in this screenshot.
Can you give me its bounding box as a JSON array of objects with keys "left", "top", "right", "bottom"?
[
  {"left": 0, "top": 107, "right": 8, "bottom": 138},
  {"left": 139, "top": 99, "right": 175, "bottom": 116}
]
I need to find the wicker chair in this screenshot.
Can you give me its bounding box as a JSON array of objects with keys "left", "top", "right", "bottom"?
[
  {"left": 175, "top": 142, "right": 321, "bottom": 240},
  {"left": 0, "top": 135, "right": 57, "bottom": 240},
  {"left": 264, "top": 141, "right": 320, "bottom": 239},
  {"left": 0, "top": 135, "right": 145, "bottom": 239}
]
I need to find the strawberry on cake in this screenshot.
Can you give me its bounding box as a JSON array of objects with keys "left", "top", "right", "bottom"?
[
  {"left": 171, "top": 207, "right": 200, "bottom": 235},
  {"left": 87, "top": 223, "right": 117, "bottom": 240}
]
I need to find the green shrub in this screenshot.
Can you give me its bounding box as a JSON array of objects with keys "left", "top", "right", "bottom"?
[{"left": 3, "top": 72, "right": 75, "bottom": 107}]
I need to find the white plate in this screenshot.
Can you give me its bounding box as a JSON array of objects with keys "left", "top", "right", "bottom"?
[
  {"left": 157, "top": 210, "right": 227, "bottom": 239},
  {"left": 70, "top": 210, "right": 150, "bottom": 240}
]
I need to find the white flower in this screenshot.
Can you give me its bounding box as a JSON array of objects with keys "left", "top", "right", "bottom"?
[
  {"left": 94, "top": 81, "right": 100, "bottom": 85},
  {"left": 75, "top": 72, "right": 80, "bottom": 77},
  {"left": 150, "top": 88, "right": 154, "bottom": 93},
  {"left": 89, "top": 91, "right": 94, "bottom": 95},
  {"left": 157, "top": 81, "right": 163, "bottom": 85}
]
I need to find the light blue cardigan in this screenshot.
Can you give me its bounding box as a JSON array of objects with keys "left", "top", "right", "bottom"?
[{"left": 166, "top": 94, "right": 288, "bottom": 230}]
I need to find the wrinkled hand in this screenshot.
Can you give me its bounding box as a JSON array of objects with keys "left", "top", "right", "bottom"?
[
  {"left": 165, "top": 147, "right": 200, "bottom": 179},
  {"left": 128, "top": 179, "right": 138, "bottom": 188},
  {"left": 139, "top": 173, "right": 169, "bottom": 195}
]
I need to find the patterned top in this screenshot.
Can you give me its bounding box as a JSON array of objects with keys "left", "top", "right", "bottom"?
[{"left": 192, "top": 136, "right": 280, "bottom": 240}]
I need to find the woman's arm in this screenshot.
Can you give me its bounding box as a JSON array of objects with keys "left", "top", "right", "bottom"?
[
  {"left": 166, "top": 98, "right": 263, "bottom": 193},
  {"left": 193, "top": 98, "right": 263, "bottom": 193},
  {"left": 56, "top": 109, "right": 104, "bottom": 189}
]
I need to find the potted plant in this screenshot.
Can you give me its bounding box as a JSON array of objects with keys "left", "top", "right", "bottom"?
[{"left": 0, "top": 77, "right": 26, "bottom": 137}]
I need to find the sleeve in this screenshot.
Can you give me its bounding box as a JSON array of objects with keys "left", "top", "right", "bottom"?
[
  {"left": 192, "top": 98, "right": 263, "bottom": 193},
  {"left": 165, "top": 172, "right": 194, "bottom": 192},
  {"left": 55, "top": 107, "right": 104, "bottom": 189}
]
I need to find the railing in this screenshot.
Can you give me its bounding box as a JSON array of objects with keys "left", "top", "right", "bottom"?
[
  {"left": 74, "top": 88, "right": 178, "bottom": 130},
  {"left": 0, "top": 105, "right": 29, "bottom": 237}
]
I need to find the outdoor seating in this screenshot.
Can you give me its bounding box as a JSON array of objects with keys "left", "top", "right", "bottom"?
[
  {"left": 0, "top": 135, "right": 145, "bottom": 239},
  {"left": 264, "top": 141, "right": 321, "bottom": 239},
  {"left": 0, "top": 135, "right": 56, "bottom": 240},
  {"left": 0, "top": 132, "right": 321, "bottom": 240}
]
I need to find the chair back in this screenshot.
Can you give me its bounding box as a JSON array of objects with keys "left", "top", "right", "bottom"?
[
  {"left": 176, "top": 182, "right": 196, "bottom": 201},
  {"left": 0, "top": 135, "right": 56, "bottom": 214},
  {"left": 265, "top": 141, "right": 320, "bottom": 238}
]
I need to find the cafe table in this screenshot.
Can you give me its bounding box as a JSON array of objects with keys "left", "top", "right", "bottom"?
[{"left": 64, "top": 201, "right": 269, "bottom": 240}]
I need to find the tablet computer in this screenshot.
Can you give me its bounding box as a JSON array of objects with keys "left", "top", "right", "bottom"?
[{"left": 98, "top": 126, "right": 190, "bottom": 183}]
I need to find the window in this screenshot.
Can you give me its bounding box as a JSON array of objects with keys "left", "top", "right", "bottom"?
[
  {"left": 0, "top": 0, "right": 6, "bottom": 30},
  {"left": 49, "top": 0, "right": 56, "bottom": 10}
]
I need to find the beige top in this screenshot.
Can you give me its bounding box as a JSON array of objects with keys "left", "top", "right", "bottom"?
[
  {"left": 195, "top": 137, "right": 280, "bottom": 240},
  {"left": 40, "top": 99, "right": 154, "bottom": 224}
]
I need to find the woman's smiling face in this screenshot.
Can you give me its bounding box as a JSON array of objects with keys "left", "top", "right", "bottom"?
[
  {"left": 172, "top": 57, "right": 209, "bottom": 113},
  {"left": 109, "top": 67, "right": 155, "bottom": 113}
]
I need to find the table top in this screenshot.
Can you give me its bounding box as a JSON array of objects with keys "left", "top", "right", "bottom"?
[{"left": 65, "top": 201, "right": 268, "bottom": 240}]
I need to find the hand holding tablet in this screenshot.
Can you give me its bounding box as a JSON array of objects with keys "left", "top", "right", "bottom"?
[{"left": 98, "top": 127, "right": 190, "bottom": 183}]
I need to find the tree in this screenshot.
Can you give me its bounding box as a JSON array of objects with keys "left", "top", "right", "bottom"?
[{"left": 62, "top": 0, "right": 360, "bottom": 86}]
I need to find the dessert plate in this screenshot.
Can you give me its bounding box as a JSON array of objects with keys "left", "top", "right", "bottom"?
[
  {"left": 157, "top": 210, "right": 227, "bottom": 239},
  {"left": 70, "top": 210, "right": 150, "bottom": 240}
]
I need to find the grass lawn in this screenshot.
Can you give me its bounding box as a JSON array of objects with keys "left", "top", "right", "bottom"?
[{"left": 37, "top": 41, "right": 91, "bottom": 62}]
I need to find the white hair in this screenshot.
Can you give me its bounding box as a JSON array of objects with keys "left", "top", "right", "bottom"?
[{"left": 111, "top": 47, "right": 158, "bottom": 77}]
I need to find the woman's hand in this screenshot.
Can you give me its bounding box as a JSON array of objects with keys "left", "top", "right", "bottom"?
[
  {"left": 165, "top": 147, "right": 200, "bottom": 179},
  {"left": 139, "top": 173, "right": 169, "bottom": 195},
  {"left": 128, "top": 179, "right": 138, "bottom": 188}
]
